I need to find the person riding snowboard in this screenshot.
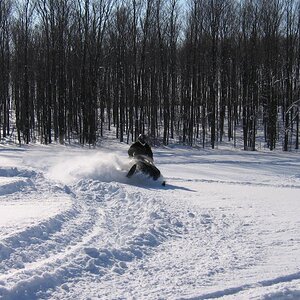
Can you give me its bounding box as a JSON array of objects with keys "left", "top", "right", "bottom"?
[
  {"left": 128, "top": 134, "right": 153, "bottom": 160},
  {"left": 127, "top": 134, "right": 165, "bottom": 186}
]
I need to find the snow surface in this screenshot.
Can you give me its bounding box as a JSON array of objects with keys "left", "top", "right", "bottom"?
[{"left": 0, "top": 141, "right": 300, "bottom": 299}]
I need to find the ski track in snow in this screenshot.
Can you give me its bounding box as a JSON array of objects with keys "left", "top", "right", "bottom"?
[
  {"left": 0, "top": 145, "right": 300, "bottom": 299},
  {"left": 0, "top": 162, "right": 185, "bottom": 300}
]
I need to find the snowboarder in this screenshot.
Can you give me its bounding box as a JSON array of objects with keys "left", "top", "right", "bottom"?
[
  {"left": 126, "top": 134, "right": 165, "bottom": 186},
  {"left": 128, "top": 134, "right": 153, "bottom": 160}
]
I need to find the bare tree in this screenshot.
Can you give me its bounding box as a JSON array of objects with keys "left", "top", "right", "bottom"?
[
  {"left": 0, "top": 0, "right": 11, "bottom": 139},
  {"left": 11, "top": 0, "right": 36, "bottom": 144}
]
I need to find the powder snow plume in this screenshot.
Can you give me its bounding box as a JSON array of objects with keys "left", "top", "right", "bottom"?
[{"left": 46, "top": 152, "right": 130, "bottom": 185}]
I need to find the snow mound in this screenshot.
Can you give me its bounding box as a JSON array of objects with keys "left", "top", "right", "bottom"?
[
  {"left": 76, "top": 180, "right": 186, "bottom": 276},
  {"left": 0, "top": 167, "right": 36, "bottom": 178},
  {"left": 0, "top": 167, "right": 37, "bottom": 195},
  {"left": 0, "top": 177, "right": 35, "bottom": 196}
]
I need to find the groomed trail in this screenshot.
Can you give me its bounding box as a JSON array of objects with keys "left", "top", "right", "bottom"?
[{"left": 0, "top": 143, "right": 300, "bottom": 299}]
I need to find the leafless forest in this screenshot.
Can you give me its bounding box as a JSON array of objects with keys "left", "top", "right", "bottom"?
[{"left": 1, "top": 0, "right": 300, "bottom": 150}]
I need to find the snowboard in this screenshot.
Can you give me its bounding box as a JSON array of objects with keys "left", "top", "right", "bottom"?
[{"left": 126, "top": 155, "right": 165, "bottom": 186}]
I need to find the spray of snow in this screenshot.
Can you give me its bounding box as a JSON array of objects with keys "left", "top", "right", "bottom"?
[
  {"left": 46, "top": 152, "right": 130, "bottom": 185},
  {"left": 45, "top": 150, "right": 165, "bottom": 187}
]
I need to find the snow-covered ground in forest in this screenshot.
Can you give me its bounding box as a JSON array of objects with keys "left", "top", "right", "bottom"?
[{"left": 0, "top": 140, "right": 300, "bottom": 299}]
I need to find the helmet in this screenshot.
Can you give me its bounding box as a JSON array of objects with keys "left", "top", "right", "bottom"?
[{"left": 137, "top": 134, "right": 147, "bottom": 145}]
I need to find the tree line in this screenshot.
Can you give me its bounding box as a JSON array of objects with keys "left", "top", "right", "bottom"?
[{"left": 1, "top": 0, "right": 300, "bottom": 150}]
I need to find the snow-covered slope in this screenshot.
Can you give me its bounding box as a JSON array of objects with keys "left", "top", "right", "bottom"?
[{"left": 0, "top": 142, "right": 299, "bottom": 299}]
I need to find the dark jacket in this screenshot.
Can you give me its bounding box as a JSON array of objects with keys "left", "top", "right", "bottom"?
[{"left": 128, "top": 141, "right": 153, "bottom": 160}]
